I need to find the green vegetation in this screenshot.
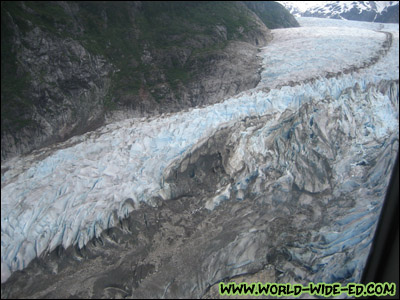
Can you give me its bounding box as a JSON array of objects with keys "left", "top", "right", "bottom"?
[
  {"left": 24, "top": 1, "right": 73, "bottom": 35},
  {"left": 1, "top": 2, "right": 34, "bottom": 130},
  {"left": 244, "top": 1, "right": 300, "bottom": 29},
  {"left": 139, "top": 1, "right": 256, "bottom": 44},
  {"left": 72, "top": 1, "right": 259, "bottom": 106},
  {"left": 165, "top": 65, "right": 190, "bottom": 89},
  {"left": 1, "top": 1, "right": 73, "bottom": 36}
]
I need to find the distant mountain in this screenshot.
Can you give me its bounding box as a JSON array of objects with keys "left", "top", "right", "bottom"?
[{"left": 279, "top": 1, "right": 399, "bottom": 23}]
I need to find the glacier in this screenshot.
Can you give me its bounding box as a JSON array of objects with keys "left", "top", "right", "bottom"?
[{"left": 1, "top": 18, "right": 399, "bottom": 297}]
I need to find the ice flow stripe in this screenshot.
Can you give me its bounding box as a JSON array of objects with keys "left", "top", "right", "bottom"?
[{"left": 1, "top": 21, "right": 398, "bottom": 283}]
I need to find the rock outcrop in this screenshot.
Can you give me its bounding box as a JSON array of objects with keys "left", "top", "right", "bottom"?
[{"left": 1, "top": 22, "right": 113, "bottom": 160}]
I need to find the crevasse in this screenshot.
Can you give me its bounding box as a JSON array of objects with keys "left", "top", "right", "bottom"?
[{"left": 1, "top": 18, "right": 399, "bottom": 283}]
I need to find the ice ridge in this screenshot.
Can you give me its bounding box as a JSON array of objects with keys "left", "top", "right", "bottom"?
[{"left": 1, "top": 19, "right": 399, "bottom": 283}]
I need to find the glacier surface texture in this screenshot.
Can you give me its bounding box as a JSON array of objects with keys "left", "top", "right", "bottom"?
[{"left": 1, "top": 18, "right": 399, "bottom": 298}]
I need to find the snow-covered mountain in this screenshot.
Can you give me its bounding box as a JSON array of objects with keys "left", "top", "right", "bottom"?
[
  {"left": 1, "top": 19, "right": 399, "bottom": 298},
  {"left": 279, "top": 1, "right": 399, "bottom": 23}
]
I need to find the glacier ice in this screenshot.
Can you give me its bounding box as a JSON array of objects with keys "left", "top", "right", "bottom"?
[
  {"left": 1, "top": 17, "right": 399, "bottom": 288},
  {"left": 297, "top": 16, "right": 400, "bottom": 32}
]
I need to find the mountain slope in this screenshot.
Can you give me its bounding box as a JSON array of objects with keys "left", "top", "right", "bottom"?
[
  {"left": 1, "top": 1, "right": 299, "bottom": 162},
  {"left": 244, "top": 1, "right": 300, "bottom": 29}
]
